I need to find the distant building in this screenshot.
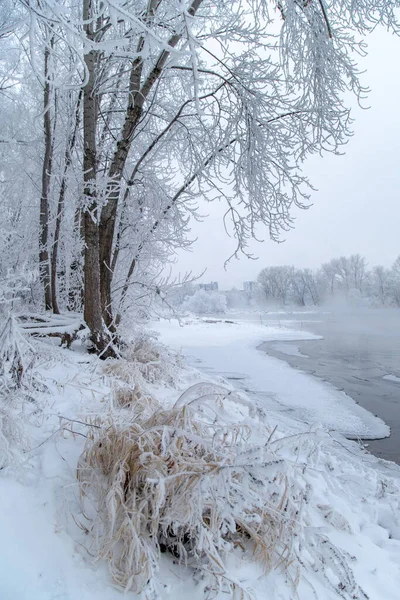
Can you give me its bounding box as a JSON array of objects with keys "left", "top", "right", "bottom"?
[
  {"left": 243, "top": 281, "right": 258, "bottom": 292},
  {"left": 197, "top": 281, "right": 219, "bottom": 291}
]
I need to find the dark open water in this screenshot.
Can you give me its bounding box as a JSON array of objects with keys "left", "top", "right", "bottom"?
[{"left": 254, "top": 309, "right": 400, "bottom": 464}]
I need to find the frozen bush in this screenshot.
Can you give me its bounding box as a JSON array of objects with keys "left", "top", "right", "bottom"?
[
  {"left": 103, "top": 331, "right": 182, "bottom": 389},
  {"left": 0, "top": 314, "right": 32, "bottom": 387},
  {"left": 114, "top": 386, "right": 160, "bottom": 421},
  {"left": 77, "top": 385, "right": 301, "bottom": 596},
  {"left": 77, "top": 382, "right": 372, "bottom": 599},
  {"left": 0, "top": 391, "right": 29, "bottom": 469},
  {"left": 0, "top": 315, "right": 33, "bottom": 468},
  {"left": 182, "top": 289, "right": 227, "bottom": 315}
]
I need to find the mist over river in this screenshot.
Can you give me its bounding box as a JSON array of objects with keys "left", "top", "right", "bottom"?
[{"left": 226, "top": 308, "right": 400, "bottom": 464}]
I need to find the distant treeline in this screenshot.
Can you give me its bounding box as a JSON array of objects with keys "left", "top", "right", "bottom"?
[
  {"left": 253, "top": 254, "right": 400, "bottom": 307},
  {"left": 168, "top": 255, "right": 400, "bottom": 315}
]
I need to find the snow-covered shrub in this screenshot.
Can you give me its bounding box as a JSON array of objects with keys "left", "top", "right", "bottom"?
[
  {"left": 0, "top": 391, "right": 29, "bottom": 469},
  {"left": 103, "top": 331, "right": 182, "bottom": 389},
  {"left": 77, "top": 384, "right": 300, "bottom": 596},
  {"left": 0, "top": 265, "right": 37, "bottom": 312},
  {"left": 0, "top": 315, "right": 33, "bottom": 468},
  {"left": 114, "top": 386, "right": 160, "bottom": 419},
  {"left": 0, "top": 314, "right": 32, "bottom": 387},
  {"left": 77, "top": 380, "right": 376, "bottom": 599},
  {"left": 181, "top": 289, "right": 227, "bottom": 315}
]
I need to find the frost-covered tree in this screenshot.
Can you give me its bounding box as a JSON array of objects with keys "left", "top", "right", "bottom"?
[
  {"left": 182, "top": 289, "right": 227, "bottom": 315},
  {"left": 345, "top": 254, "right": 368, "bottom": 293},
  {"left": 389, "top": 256, "right": 400, "bottom": 306},
  {"left": 258, "top": 266, "right": 295, "bottom": 305},
  {"left": 3, "top": 0, "right": 400, "bottom": 350},
  {"left": 291, "top": 268, "right": 321, "bottom": 306},
  {"left": 320, "top": 259, "right": 340, "bottom": 296},
  {"left": 368, "top": 265, "right": 392, "bottom": 305},
  {"left": 320, "top": 255, "right": 367, "bottom": 297}
]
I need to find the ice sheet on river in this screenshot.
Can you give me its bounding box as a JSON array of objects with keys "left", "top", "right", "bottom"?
[{"left": 155, "top": 318, "right": 389, "bottom": 440}]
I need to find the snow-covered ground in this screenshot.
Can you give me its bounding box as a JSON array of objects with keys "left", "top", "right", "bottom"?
[{"left": 1, "top": 318, "right": 400, "bottom": 600}]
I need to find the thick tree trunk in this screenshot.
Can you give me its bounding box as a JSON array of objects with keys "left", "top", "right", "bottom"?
[
  {"left": 83, "top": 209, "right": 104, "bottom": 345},
  {"left": 83, "top": 50, "right": 102, "bottom": 342},
  {"left": 82, "top": 0, "right": 114, "bottom": 356},
  {"left": 40, "top": 45, "right": 53, "bottom": 311}
]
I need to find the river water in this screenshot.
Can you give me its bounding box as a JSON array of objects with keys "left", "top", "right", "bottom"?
[{"left": 228, "top": 309, "right": 400, "bottom": 464}]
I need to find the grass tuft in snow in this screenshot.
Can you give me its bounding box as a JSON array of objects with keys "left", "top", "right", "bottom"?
[
  {"left": 113, "top": 385, "right": 160, "bottom": 416},
  {"left": 77, "top": 385, "right": 299, "bottom": 596},
  {"left": 102, "top": 331, "right": 182, "bottom": 389}
]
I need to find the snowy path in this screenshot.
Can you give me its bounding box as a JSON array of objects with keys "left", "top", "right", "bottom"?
[{"left": 154, "top": 318, "right": 390, "bottom": 440}]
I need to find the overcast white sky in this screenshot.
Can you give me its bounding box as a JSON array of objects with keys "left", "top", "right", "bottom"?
[{"left": 171, "top": 28, "right": 400, "bottom": 290}]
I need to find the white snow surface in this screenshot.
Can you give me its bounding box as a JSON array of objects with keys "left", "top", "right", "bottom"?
[
  {"left": 1, "top": 320, "right": 400, "bottom": 600},
  {"left": 154, "top": 318, "right": 389, "bottom": 440}
]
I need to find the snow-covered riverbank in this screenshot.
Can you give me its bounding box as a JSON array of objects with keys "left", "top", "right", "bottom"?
[
  {"left": 1, "top": 320, "right": 400, "bottom": 600},
  {"left": 154, "top": 317, "right": 389, "bottom": 440}
]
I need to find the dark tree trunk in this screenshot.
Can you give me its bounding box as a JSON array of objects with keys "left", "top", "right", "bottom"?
[
  {"left": 82, "top": 0, "right": 114, "bottom": 357},
  {"left": 50, "top": 185, "right": 63, "bottom": 314},
  {"left": 40, "top": 45, "right": 53, "bottom": 311},
  {"left": 51, "top": 91, "right": 82, "bottom": 314},
  {"left": 68, "top": 208, "right": 84, "bottom": 311}
]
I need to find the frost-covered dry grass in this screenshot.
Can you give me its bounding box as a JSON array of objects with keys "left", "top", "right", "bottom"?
[
  {"left": 78, "top": 385, "right": 299, "bottom": 596},
  {"left": 103, "top": 331, "right": 183, "bottom": 389},
  {"left": 1, "top": 320, "right": 400, "bottom": 600}
]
